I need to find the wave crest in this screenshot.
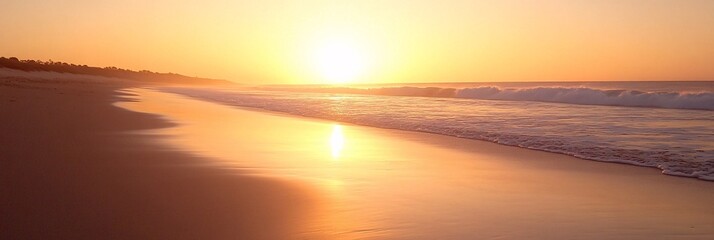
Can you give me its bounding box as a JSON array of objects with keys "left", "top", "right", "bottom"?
[
  {"left": 262, "top": 85, "right": 714, "bottom": 110},
  {"left": 455, "top": 87, "right": 714, "bottom": 110}
]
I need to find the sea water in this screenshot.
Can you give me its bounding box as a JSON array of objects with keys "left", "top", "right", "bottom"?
[{"left": 161, "top": 81, "right": 714, "bottom": 180}]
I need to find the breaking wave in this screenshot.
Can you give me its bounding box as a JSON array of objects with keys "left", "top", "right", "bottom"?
[
  {"left": 456, "top": 87, "right": 714, "bottom": 110},
  {"left": 261, "top": 86, "right": 714, "bottom": 111}
]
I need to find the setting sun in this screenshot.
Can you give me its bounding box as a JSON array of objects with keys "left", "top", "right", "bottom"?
[
  {"left": 313, "top": 37, "right": 369, "bottom": 84},
  {"left": 2, "top": 1, "right": 714, "bottom": 239}
]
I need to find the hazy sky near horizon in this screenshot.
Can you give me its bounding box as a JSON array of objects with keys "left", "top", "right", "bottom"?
[{"left": 1, "top": 0, "right": 713, "bottom": 84}]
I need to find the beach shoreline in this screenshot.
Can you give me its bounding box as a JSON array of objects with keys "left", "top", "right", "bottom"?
[
  {"left": 121, "top": 87, "right": 714, "bottom": 239},
  {"left": 3, "top": 76, "right": 714, "bottom": 239}
]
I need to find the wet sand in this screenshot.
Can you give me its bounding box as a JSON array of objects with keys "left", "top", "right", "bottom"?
[
  {"left": 120, "top": 87, "right": 714, "bottom": 239},
  {"left": 2, "top": 76, "right": 714, "bottom": 239},
  {"left": 0, "top": 77, "right": 318, "bottom": 239}
]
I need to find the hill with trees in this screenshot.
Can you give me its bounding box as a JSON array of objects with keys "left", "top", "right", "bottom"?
[{"left": 0, "top": 57, "right": 230, "bottom": 85}]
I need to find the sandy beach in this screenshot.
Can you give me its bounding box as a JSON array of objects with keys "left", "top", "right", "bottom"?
[
  {"left": 4, "top": 1, "right": 714, "bottom": 239},
  {"left": 3, "top": 77, "right": 714, "bottom": 239},
  {"left": 0, "top": 77, "right": 317, "bottom": 239}
]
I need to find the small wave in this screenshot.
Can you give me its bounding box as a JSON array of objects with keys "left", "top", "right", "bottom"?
[
  {"left": 260, "top": 86, "right": 714, "bottom": 111},
  {"left": 456, "top": 87, "right": 714, "bottom": 111}
]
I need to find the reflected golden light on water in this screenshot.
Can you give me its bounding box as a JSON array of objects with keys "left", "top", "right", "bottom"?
[
  {"left": 329, "top": 124, "right": 345, "bottom": 159},
  {"left": 118, "top": 88, "right": 714, "bottom": 239}
]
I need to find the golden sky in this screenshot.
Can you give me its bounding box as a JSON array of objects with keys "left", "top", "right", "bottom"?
[{"left": 1, "top": 0, "right": 713, "bottom": 84}]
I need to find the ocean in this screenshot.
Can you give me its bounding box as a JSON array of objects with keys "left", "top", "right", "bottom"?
[{"left": 161, "top": 81, "right": 714, "bottom": 180}]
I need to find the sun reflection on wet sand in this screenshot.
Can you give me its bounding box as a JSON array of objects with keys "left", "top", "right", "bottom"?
[{"left": 329, "top": 124, "right": 345, "bottom": 159}]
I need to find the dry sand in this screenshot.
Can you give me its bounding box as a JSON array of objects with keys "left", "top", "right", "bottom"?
[{"left": 2, "top": 75, "right": 714, "bottom": 240}]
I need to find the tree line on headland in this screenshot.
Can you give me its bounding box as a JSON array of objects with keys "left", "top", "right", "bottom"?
[{"left": 0, "top": 56, "right": 229, "bottom": 84}]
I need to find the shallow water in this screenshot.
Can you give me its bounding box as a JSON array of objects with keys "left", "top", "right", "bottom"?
[
  {"left": 162, "top": 81, "right": 714, "bottom": 180},
  {"left": 120, "top": 88, "right": 714, "bottom": 239}
]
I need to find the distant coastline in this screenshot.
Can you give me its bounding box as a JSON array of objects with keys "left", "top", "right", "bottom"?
[{"left": 0, "top": 57, "right": 229, "bottom": 85}]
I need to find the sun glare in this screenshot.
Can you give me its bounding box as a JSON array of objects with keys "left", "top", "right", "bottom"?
[
  {"left": 330, "top": 124, "right": 345, "bottom": 158},
  {"left": 314, "top": 37, "right": 368, "bottom": 84}
]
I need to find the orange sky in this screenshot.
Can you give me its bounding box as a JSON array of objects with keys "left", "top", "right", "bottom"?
[{"left": 1, "top": 0, "right": 713, "bottom": 84}]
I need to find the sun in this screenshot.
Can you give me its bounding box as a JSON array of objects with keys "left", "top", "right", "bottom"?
[{"left": 313, "top": 37, "right": 368, "bottom": 84}]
